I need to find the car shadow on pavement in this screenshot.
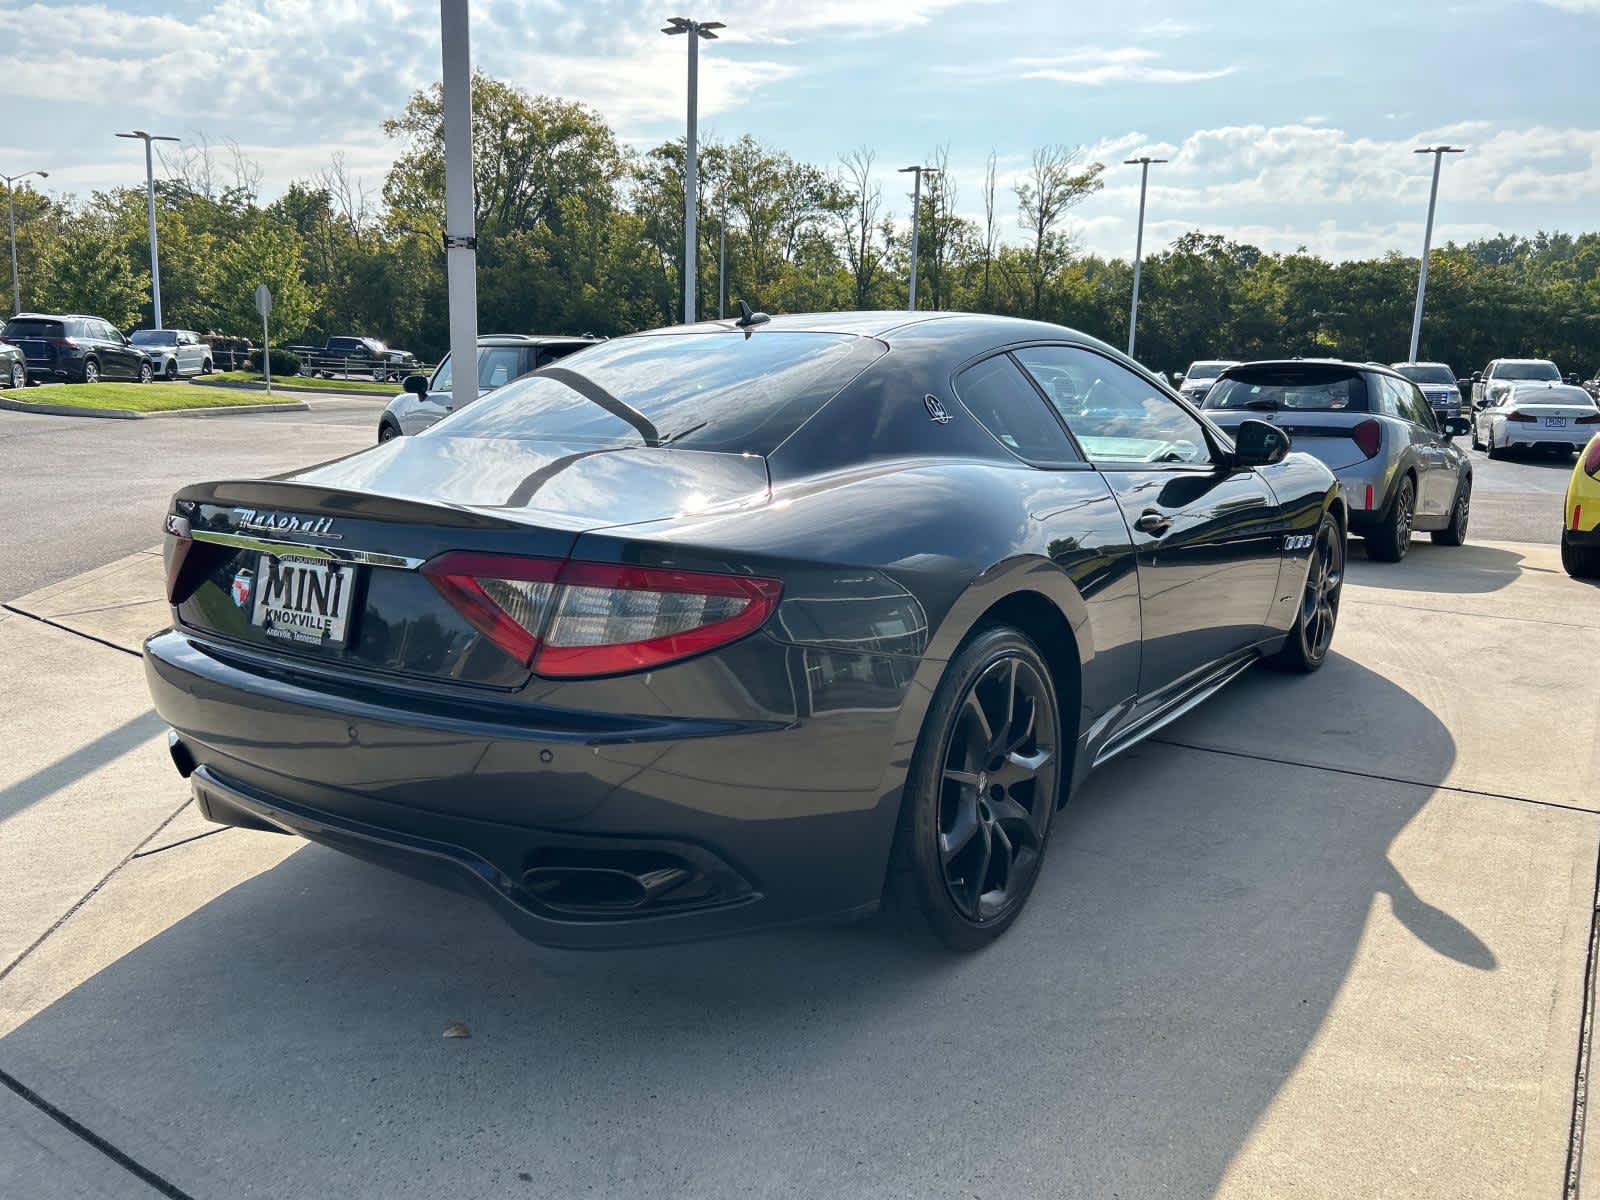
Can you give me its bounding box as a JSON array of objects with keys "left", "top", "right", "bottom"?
[
  {"left": 1347, "top": 540, "right": 1527, "bottom": 593},
  {"left": 0, "top": 708, "right": 167, "bottom": 823},
  {"left": 0, "top": 657, "right": 1478, "bottom": 1200}
]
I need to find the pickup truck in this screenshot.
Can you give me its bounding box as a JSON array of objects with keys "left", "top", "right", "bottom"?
[{"left": 305, "top": 336, "right": 420, "bottom": 382}]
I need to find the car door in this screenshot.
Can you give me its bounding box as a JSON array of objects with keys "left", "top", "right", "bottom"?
[
  {"left": 178, "top": 331, "right": 203, "bottom": 374},
  {"left": 1013, "top": 343, "right": 1284, "bottom": 700},
  {"left": 96, "top": 321, "right": 133, "bottom": 378},
  {"left": 1386, "top": 376, "right": 1453, "bottom": 519},
  {"left": 401, "top": 353, "right": 455, "bottom": 434}
]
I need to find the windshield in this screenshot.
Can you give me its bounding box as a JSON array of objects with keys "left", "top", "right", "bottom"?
[
  {"left": 1496, "top": 362, "right": 1561, "bottom": 381},
  {"left": 1394, "top": 364, "right": 1455, "bottom": 386},
  {"left": 1205, "top": 367, "right": 1369, "bottom": 412},
  {"left": 131, "top": 331, "right": 176, "bottom": 346},
  {"left": 1185, "top": 361, "right": 1234, "bottom": 379},
  {"left": 2, "top": 318, "right": 63, "bottom": 338},
  {"left": 432, "top": 331, "right": 885, "bottom": 453}
]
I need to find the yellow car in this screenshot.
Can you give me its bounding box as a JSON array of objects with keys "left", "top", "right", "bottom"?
[{"left": 1564, "top": 433, "right": 1600, "bottom": 578}]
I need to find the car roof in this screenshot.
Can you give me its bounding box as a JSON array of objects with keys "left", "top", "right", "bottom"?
[
  {"left": 1225, "top": 358, "right": 1404, "bottom": 379},
  {"left": 637, "top": 310, "right": 1132, "bottom": 356},
  {"left": 1391, "top": 361, "right": 1452, "bottom": 369},
  {"left": 476, "top": 333, "right": 603, "bottom": 346},
  {"left": 1492, "top": 358, "right": 1558, "bottom": 366}
]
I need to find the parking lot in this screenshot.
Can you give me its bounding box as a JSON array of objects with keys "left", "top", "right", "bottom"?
[{"left": 0, "top": 406, "right": 1594, "bottom": 1199}]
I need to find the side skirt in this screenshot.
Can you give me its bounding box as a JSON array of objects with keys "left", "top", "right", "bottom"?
[{"left": 1090, "top": 653, "right": 1258, "bottom": 769}]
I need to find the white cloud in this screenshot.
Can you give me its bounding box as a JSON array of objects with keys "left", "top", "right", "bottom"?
[{"left": 1012, "top": 47, "right": 1235, "bottom": 86}]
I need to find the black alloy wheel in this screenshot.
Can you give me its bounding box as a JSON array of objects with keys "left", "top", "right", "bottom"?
[
  {"left": 378, "top": 423, "right": 400, "bottom": 443},
  {"left": 1367, "top": 476, "right": 1414, "bottom": 562},
  {"left": 900, "top": 627, "right": 1062, "bottom": 949},
  {"left": 1432, "top": 480, "right": 1470, "bottom": 546},
  {"left": 1272, "top": 514, "right": 1343, "bottom": 672},
  {"left": 165, "top": 360, "right": 179, "bottom": 380}
]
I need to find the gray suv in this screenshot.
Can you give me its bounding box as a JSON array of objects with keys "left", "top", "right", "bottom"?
[{"left": 1204, "top": 360, "right": 1472, "bottom": 562}]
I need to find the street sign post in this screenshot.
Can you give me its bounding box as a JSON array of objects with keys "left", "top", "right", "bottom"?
[{"left": 254, "top": 284, "right": 272, "bottom": 394}]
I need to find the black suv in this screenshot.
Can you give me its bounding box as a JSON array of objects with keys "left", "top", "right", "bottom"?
[{"left": 1, "top": 313, "right": 154, "bottom": 384}]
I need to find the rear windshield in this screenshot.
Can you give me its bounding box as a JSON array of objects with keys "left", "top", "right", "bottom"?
[
  {"left": 432, "top": 331, "right": 885, "bottom": 454},
  {"left": 3, "top": 318, "right": 63, "bottom": 338},
  {"left": 131, "top": 330, "right": 176, "bottom": 346},
  {"left": 1394, "top": 364, "right": 1455, "bottom": 386},
  {"left": 1205, "top": 367, "right": 1370, "bottom": 412},
  {"left": 1495, "top": 362, "right": 1560, "bottom": 381}
]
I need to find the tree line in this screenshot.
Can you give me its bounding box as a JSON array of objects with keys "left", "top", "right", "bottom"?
[{"left": 6, "top": 72, "right": 1600, "bottom": 377}]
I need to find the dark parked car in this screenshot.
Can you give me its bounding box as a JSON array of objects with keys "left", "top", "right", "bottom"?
[
  {"left": 1204, "top": 360, "right": 1472, "bottom": 562},
  {"left": 379, "top": 333, "right": 603, "bottom": 440},
  {"left": 0, "top": 338, "right": 24, "bottom": 390},
  {"left": 146, "top": 312, "right": 1344, "bottom": 951},
  {"left": 2, "top": 313, "right": 153, "bottom": 383},
  {"left": 307, "top": 335, "right": 419, "bottom": 381}
]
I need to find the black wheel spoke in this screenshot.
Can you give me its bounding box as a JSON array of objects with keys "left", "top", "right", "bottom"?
[
  {"left": 963, "top": 690, "right": 993, "bottom": 750},
  {"left": 940, "top": 797, "right": 982, "bottom": 860}
]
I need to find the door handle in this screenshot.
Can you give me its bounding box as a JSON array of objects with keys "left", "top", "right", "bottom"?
[{"left": 1134, "top": 510, "right": 1173, "bottom": 536}]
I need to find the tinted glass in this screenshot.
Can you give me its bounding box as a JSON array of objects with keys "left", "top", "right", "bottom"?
[
  {"left": 1394, "top": 364, "right": 1455, "bottom": 386},
  {"left": 329, "top": 338, "right": 360, "bottom": 351},
  {"left": 431, "top": 354, "right": 452, "bottom": 393},
  {"left": 1392, "top": 378, "right": 1436, "bottom": 429},
  {"left": 477, "top": 345, "right": 525, "bottom": 390},
  {"left": 1495, "top": 362, "right": 1561, "bottom": 381},
  {"left": 2, "top": 319, "right": 63, "bottom": 338},
  {"left": 131, "top": 331, "right": 176, "bottom": 346},
  {"left": 952, "top": 354, "right": 1078, "bottom": 465},
  {"left": 1016, "top": 345, "right": 1211, "bottom": 464},
  {"left": 1206, "top": 367, "right": 1370, "bottom": 412},
  {"left": 1185, "top": 361, "right": 1235, "bottom": 378},
  {"left": 435, "top": 332, "right": 885, "bottom": 453}
]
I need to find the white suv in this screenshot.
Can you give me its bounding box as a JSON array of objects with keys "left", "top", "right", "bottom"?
[{"left": 130, "top": 329, "right": 212, "bottom": 379}]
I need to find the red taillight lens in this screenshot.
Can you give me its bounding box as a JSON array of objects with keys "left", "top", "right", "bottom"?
[
  {"left": 421, "top": 552, "right": 783, "bottom": 677},
  {"left": 1575, "top": 412, "right": 1600, "bottom": 425},
  {"left": 1505, "top": 410, "right": 1536, "bottom": 423},
  {"left": 1583, "top": 438, "right": 1600, "bottom": 478},
  {"left": 1350, "top": 419, "right": 1382, "bottom": 458},
  {"left": 45, "top": 337, "right": 78, "bottom": 349}
]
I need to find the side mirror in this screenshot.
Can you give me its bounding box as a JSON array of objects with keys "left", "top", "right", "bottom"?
[
  {"left": 1567, "top": 373, "right": 1581, "bottom": 385},
  {"left": 402, "top": 373, "right": 429, "bottom": 396},
  {"left": 1456, "top": 377, "right": 1471, "bottom": 387},
  {"left": 1441, "top": 416, "right": 1472, "bottom": 438},
  {"left": 1232, "top": 417, "right": 1290, "bottom": 467},
  {"left": 1471, "top": 371, "right": 1483, "bottom": 383},
  {"left": 1171, "top": 371, "right": 1184, "bottom": 385}
]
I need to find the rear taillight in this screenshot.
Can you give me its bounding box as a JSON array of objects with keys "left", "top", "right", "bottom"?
[
  {"left": 45, "top": 337, "right": 78, "bottom": 350},
  {"left": 1350, "top": 419, "right": 1382, "bottom": 458},
  {"left": 1584, "top": 438, "right": 1600, "bottom": 478},
  {"left": 420, "top": 552, "right": 782, "bottom": 677},
  {"left": 1575, "top": 412, "right": 1600, "bottom": 425},
  {"left": 1505, "top": 410, "right": 1536, "bottom": 423}
]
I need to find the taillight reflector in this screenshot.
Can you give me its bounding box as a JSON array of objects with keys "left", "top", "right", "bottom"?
[
  {"left": 1350, "top": 419, "right": 1381, "bottom": 459},
  {"left": 421, "top": 552, "right": 783, "bottom": 677}
]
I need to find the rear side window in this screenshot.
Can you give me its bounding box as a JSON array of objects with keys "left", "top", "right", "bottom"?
[
  {"left": 434, "top": 331, "right": 885, "bottom": 454},
  {"left": 952, "top": 354, "right": 1079, "bottom": 465},
  {"left": 1015, "top": 345, "right": 1211, "bottom": 465},
  {"left": 1387, "top": 377, "right": 1436, "bottom": 429},
  {"left": 1205, "top": 367, "right": 1370, "bottom": 412},
  {"left": 2, "top": 319, "right": 63, "bottom": 338}
]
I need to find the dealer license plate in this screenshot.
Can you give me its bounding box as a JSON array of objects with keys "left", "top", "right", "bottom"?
[{"left": 249, "top": 553, "right": 354, "bottom": 648}]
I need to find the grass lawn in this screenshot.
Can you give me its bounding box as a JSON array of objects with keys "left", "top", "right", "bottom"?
[
  {"left": 0, "top": 381, "right": 298, "bottom": 412},
  {"left": 197, "top": 371, "right": 400, "bottom": 395}
]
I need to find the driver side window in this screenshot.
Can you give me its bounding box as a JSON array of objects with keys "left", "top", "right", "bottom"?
[
  {"left": 1014, "top": 345, "right": 1213, "bottom": 466},
  {"left": 431, "top": 356, "right": 453, "bottom": 394}
]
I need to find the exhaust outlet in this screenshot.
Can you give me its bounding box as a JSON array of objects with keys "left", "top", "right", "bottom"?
[{"left": 167, "top": 731, "right": 196, "bottom": 779}]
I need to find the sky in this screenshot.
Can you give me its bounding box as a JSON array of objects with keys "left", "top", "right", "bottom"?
[{"left": 1, "top": 0, "right": 1597, "bottom": 261}]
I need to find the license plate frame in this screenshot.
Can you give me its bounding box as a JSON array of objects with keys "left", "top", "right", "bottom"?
[
  {"left": 248, "top": 552, "right": 356, "bottom": 649},
  {"left": 1544, "top": 416, "right": 1569, "bottom": 428}
]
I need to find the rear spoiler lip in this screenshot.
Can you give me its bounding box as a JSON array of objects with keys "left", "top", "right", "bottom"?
[{"left": 171, "top": 479, "right": 583, "bottom": 532}]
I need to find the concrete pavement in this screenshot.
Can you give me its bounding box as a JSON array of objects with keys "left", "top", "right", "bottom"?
[{"left": 0, "top": 538, "right": 1596, "bottom": 1199}]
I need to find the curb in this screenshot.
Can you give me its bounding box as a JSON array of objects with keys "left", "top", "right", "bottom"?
[
  {"left": 192, "top": 380, "right": 395, "bottom": 400},
  {"left": 0, "top": 395, "right": 310, "bottom": 420}
]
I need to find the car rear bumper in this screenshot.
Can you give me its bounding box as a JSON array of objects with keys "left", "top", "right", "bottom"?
[
  {"left": 143, "top": 628, "right": 904, "bottom": 948},
  {"left": 1497, "top": 425, "right": 1593, "bottom": 449}
]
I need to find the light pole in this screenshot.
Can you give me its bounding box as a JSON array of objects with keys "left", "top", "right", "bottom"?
[
  {"left": 717, "top": 183, "right": 728, "bottom": 319},
  {"left": 1124, "top": 155, "right": 1166, "bottom": 359},
  {"left": 116, "top": 131, "right": 179, "bottom": 329},
  {"left": 662, "top": 16, "right": 723, "bottom": 324},
  {"left": 4, "top": 169, "right": 48, "bottom": 316},
  {"left": 898, "top": 164, "right": 939, "bottom": 311},
  {"left": 1408, "top": 145, "right": 1465, "bottom": 364},
  {"left": 440, "top": 0, "right": 479, "bottom": 408}
]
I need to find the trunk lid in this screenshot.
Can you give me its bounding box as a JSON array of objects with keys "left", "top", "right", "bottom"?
[
  {"left": 166, "top": 437, "right": 771, "bottom": 688},
  {"left": 1206, "top": 409, "right": 1377, "bottom": 471}
]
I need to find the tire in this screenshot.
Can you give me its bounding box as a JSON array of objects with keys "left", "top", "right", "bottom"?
[
  {"left": 164, "top": 360, "right": 178, "bottom": 380},
  {"left": 7, "top": 363, "right": 22, "bottom": 390},
  {"left": 1431, "top": 477, "right": 1470, "bottom": 546},
  {"left": 1365, "top": 475, "right": 1415, "bottom": 562},
  {"left": 895, "top": 626, "right": 1064, "bottom": 951},
  {"left": 1486, "top": 428, "right": 1504, "bottom": 460},
  {"left": 1470, "top": 420, "right": 1483, "bottom": 451},
  {"left": 201, "top": 358, "right": 213, "bottom": 375},
  {"left": 1563, "top": 533, "right": 1600, "bottom": 580},
  {"left": 378, "top": 422, "right": 400, "bottom": 443},
  {"left": 1269, "top": 512, "right": 1344, "bottom": 673},
  {"left": 137, "top": 362, "right": 153, "bottom": 384},
  {"left": 80, "top": 358, "right": 100, "bottom": 384}
]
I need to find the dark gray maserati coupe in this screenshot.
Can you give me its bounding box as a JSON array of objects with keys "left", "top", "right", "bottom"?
[{"left": 145, "top": 311, "right": 1345, "bottom": 950}]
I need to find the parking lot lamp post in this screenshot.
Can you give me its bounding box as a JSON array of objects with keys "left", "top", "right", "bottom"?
[
  {"left": 1408, "top": 146, "right": 1464, "bottom": 364},
  {"left": 662, "top": 17, "right": 724, "bottom": 324},
  {"left": 718, "top": 185, "right": 728, "bottom": 320},
  {"left": 1124, "top": 155, "right": 1166, "bottom": 359},
  {"left": 898, "top": 165, "right": 939, "bottom": 311},
  {"left": 439, "top": 0, "right": 479, "bottom": 407},
  {"left": 4, "top": 169, "right": 48, "bottom": 316},
  {"left": 115, "top": 132, "right": 178, "bottom": 329}
]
